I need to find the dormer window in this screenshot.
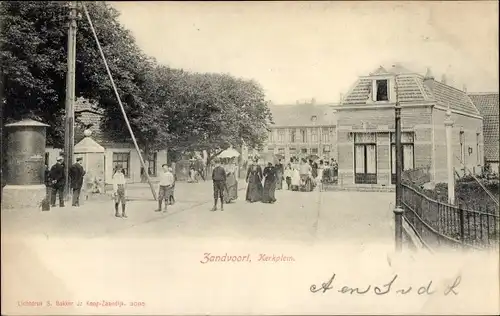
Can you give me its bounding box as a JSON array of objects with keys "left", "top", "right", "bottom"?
[
  {"left": 311, "top": 115, "right": 317, "bottom": 122},
  {"left": 376, "top": 80, "right": 389, "bottom": 101}
]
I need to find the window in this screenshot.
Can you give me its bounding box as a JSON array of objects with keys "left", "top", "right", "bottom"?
[
  {"left": 300, "top": 129, "right": 307, "bottom": 142},
  {"left": 459, "top": 131, "right": 465, "bottom": 164},
  {"left": 311, "top": 115, "right": 317, "bottom": 122},
  {"left": 268, "top": 130, "right": 274, "bottom": 142},
  {"left": 278, "top": 148, "right": 285, "bottom": 155},
  {"left": 390, "top": 132, "right": 415, "bottom": 184},
  {"left": 278, "top": 129, "right": 285, "bottom": 143},
  {"left": 476, "top": 133, "right": 481, "bottom": 164},
  {"left": 113, "top": 152, "right": 130, "bottom": 177},
  {"left": 311, "top": 148, "right": 318, "bottom": 154},
  {"left": 268, "top": 147, "right": 275, "bottom": 153},
  {"left": 289, "top": 147, "right": 297, "bottom": 154},
  {"left": 323, "top": 145, "right": 331, "bottom": 153},
  {"left": 147, "top": 152, "right": 157, "bottom": 176},
  {"left": 311, "top": 128, "right": 318, "bottom": 142},
  {"left": 376, "top": 80, "right": 389, "bottom": 101},
  {"left": 354, "top": 133, "right": 377, "bottom": 184},
  {"left": 301, "top": 148, "right": 308, "bottom": 154},
  {"left": 322, "top": 128, "right": 330, "bottom": 142},
  {"left": 290, "top": 129, "right": 296, "bottom": 143}
]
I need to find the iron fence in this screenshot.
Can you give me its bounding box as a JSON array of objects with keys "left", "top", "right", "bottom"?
[{"left": 401, "top": 184, "right": 499, "bottom": 250}]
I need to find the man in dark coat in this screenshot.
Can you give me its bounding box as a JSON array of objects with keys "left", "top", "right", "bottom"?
[
  {"left": 49, "top": 156, "right": 66, "bottom": 207},
  {"left": 211, "top": 158, "right": 227, "bottom": 212},
  {"left": 69, "top": 157, "right": 86, "bottom": 207}
]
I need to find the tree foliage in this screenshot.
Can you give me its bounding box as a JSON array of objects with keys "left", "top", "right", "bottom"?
[
  {"left": 0, "top": 1, "right": 153, "bottom": 147},
  {"left": 1, "top": 1, "right": 272, "bottom": 160},
  {"left": 140, "top": 67, "right": 273, "bottom": 162}
]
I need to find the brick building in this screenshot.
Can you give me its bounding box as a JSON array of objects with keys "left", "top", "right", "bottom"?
[
  {"left": 331, "top": 64, "right": 484, "bottom": 188},
  {"left": 468, "top": 92, "right": 499, "bottom": 173},
  {"left": 244, "top": 100, "right": 337, "bottom": 163}
]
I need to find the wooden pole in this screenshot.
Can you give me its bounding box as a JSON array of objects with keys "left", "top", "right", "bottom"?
[
  {"left": 82, "top": 3, "right": 157, "bottom": 200},
  {"left": 64, "top": 1, "right": 78, "bottom": 200}
]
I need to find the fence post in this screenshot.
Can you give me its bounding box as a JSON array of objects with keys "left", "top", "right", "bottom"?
[
  {"left": 459, "top": 207, "right": 466, "bottom": 247},
  {"left": 394, "top": 207, "right": 404, "bottom": 252}
]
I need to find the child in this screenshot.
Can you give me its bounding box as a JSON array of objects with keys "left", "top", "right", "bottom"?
[
  {"left": 317, "top": 160, "right": 325, "bottom": 192},
  {"left": 168, "top": 167, "right": 176, "bottom": 205},
  {"left": 112, "top": 165, "right": 127, "bottom": 218},
  {"left": 157, "top": 164, "right": 175, "bottom": 212}
]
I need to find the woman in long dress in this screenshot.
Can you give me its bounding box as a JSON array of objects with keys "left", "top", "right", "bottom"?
[
  {"left": 275, "top": 159, "right": 284, "bottom": 190},
  {"left": 245, "top": 160, "right": 263, "bottom": 202},
  {"left": 262, "top": 162, "right": 277, "bottom": 203},
  {"left": 224, "top": 161, "right": 238, "bottom": 203}
]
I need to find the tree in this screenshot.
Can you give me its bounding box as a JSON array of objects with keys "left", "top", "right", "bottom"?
[
  {"left": 1, "top": 1, "right": 69, "bottom": 144},
  {"left": 0, "top": 1, "right": 153, "bottom": 147},
  {"left": 142, "top": 68, "right": 273, "bottom": 164},
  {"left": 1, "top": 1, "right": 272, "bottom": 162}
]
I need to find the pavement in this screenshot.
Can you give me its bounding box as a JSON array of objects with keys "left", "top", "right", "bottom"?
[
  {"left": 1, "top": 179, "right": 395, "bottom": 246},
  {"left": 4, "top": 183, "right": 498, "bottom": 316}
]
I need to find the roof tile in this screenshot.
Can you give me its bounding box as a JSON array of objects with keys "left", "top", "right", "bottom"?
[
  {"left": 269, "top": 104, "right": 335, "bottom": 127},
  {"left": 341, "top": 64, "right": 482, "bottom": 115},
  {"left": 469, "top": 93, "right": 499, "bottom": 162}
]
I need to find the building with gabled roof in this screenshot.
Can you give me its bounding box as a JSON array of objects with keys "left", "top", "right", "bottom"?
[
  {"left": 244, "top": 99, "right": 337, "bottom": 164},
  {"left": 468, "top": 92, "right": 499, "bottom": 173},
  {"left": 45, "top": 98, "right": 168, "bottom": 184},
  {"left": 331, "top": 63, "right": 484, "bottom": 188}
]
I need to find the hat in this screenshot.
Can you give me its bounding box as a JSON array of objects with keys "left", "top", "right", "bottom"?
[{"left": 56, "top": 156, "right": 64, "bottom": 161}]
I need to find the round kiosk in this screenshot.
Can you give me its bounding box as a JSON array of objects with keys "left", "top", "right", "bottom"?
[{"left": 2, "top": 119, "right": 50, "bottom": 210}]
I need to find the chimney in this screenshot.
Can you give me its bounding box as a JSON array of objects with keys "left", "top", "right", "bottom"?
[
  {"left": 441, "top": 74, "right": 447, "bottom": 84},
  {"left": 462, "top": 84, "right": 467, "bottom": 93},
  {"left": 424, "top": 67, "right": 434, "bottom": 81},
  {"left": 311, "top": 98, "right": 316, "bottom": 105},
  {"left": 339, "top": 93, "right": 344, "bottom": 102}
]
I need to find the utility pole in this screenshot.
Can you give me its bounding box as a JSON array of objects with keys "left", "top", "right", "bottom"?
[
  {"left": 64, "top": 1, "right": 78, "bottom": 200},
  {"left": 394, "top": 75, "right": 404, "bottom": 252}
]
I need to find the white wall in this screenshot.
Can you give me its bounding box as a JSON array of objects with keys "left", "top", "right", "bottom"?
[
  {"left": 104, "top": 147, "right": 168, "bottom": 184},
  {"left": 46, "top": 146, "right": 168, "bottom": 184}
]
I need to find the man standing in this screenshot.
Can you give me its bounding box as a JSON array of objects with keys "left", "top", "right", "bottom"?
[
  {"left": 69, "top": 157, "right": 86, "bottom": 207},
  {"left": 211, "top": 158, "right": 226, "bottom": 212},
  {"left": 156, "top": 164, "right": 175, "bottom": 213},
  {"left": 49, "top": 156, "right": 65, "bottom": 207}
]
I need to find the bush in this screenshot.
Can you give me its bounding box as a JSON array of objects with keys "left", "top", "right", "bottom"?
[{"left": 404, "top": 176, "right": 499, "bottom": 214}]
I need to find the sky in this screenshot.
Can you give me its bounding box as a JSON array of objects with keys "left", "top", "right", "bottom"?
[{"left": 110, "top": 1, "right": 498, "bottom": 104}]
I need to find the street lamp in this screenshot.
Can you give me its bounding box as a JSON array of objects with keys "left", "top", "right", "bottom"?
[{"left": 394, "top": 75, "right": 404, "bottom": 252}]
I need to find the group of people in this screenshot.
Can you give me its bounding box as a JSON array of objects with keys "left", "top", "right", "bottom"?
[
  {"left": 281, "top": 157, "right": 339, "bottom": 192},
  {"left": 45, "top": 154, "right": 338, "bottom": 217},
  {"left": 45, "top": 156, "right": 86, "bottom": 208},
  {"left": 245, "top": 158, "right": 284, "bottom": 204}
]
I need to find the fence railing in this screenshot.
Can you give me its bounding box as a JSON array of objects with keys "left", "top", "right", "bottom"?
[{"left": 401, "top": 184, "right": 499, "bottom": 250}]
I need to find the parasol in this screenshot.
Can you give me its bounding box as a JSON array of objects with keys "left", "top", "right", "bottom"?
[{"left": 218, "top": 147, "right": 240, "bottom": 159}]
